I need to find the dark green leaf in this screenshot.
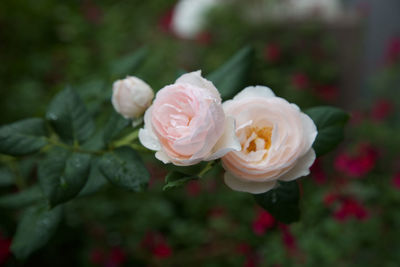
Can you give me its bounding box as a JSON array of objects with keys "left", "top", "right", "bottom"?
[
  {"left": 166, "top": 161, "right": 209, "bottom": 176},
  {"left": 103, "top": 111, "right": 131, "bottom": 145},
  {"left": 0, "top": 186, "right": 43, "bottom": 208},
  {"left": 207, "top": 46, "right": 254, "bottom": 100},
  {"left": 254, "top": 181, "right": 300, "bottom": 224},
  {"left": 11, "top": 203, "right": 62, "bottom": 260},
  {"left": 38, "top": 148, "right": 91, "bottom": 207},
  {"left": 305, "top": 106, "right": 350, "bottom": 157},
  {"left": 163, "top": 171, "right": 198, "bottom": 191},
  {"left": 78, "top": 157, "right": 108, "bottom": 197},
  {"left": 99, "top": 146, "right": 149, "bottom": 191},
  {"left": 0, "top": 118, "right": 48, "bottom": 156},
  {"left": 0, "top": 166, "right": 14, "bottom": 186},
  {"left": 110, "top": 47, "right": 148, "bottom": 78},
  {"left": 46, "top": 88, "right": 95, "bottom": 144}
]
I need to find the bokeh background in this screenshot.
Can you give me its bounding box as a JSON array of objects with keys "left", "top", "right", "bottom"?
[{"left": 0, "top": 0, "right": 399, "bottom": 266}]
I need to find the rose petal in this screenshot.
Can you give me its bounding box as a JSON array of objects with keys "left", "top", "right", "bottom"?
[
  {"left": 233, "top": 86, "right": 275, "bottom": 101},
  {"left": 300, "top": 113, "right": 318, "bottom": 150},
  {"left": 224, "top": 171, "right": 277, "bottom": 194},
  {"left": 138, "top": 107, "right": 161, "bottom": 151},
  {"left": 204, "top": 116, "right": 241, "bottom": 161},
  {"left": 175, "top": 70, "right": 221, "bottom": 101},
  {"left": 278, "top": 149, "right": 316, "bottom": 182},
  {"left": 155, "top": 150, "right": 171, "bottom": 164}
]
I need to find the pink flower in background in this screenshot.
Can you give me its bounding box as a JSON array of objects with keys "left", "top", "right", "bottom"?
[
  {"left": 252, "top": 210, "right": 275, "bottom": 236},
  {"left": 335, "top": 143, "right": 378, "bottom": 178},
  {"left": 208, "top": 206, "right": 226, "bottom": 218},
  {"left": 0, "top": 233, "right": 11, "bottom": 265},
  {"left": 264, "top": 43, "right": 282, "bottom": 63},
  {"left": 291, "top": 73, "right": 309, "bottom": 90},
  {"left": 392, "top": 173, "right": 400, "bottom": 190},
  {"left": 371, "top": 99, "right": 394, "bottom": 122},
  {"left": 333, "top": 198, "right": 369, "bottom": 222},
  {"left": 384, "top": 37, "right": 400, "bottom": 65},
  {"left": 310, "top": 159, "right": 327, "bottom": 185}
]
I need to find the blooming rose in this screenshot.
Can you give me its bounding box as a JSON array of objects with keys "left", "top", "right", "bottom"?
[
  {"left": 112, "top": 76, "right": 154, "bottom": 119},
  {"left": 139, "top": 71, "right": 240, "bottom": 166},
  {"left": 221, "top": 86, "right": 317, "bottom": 194}
]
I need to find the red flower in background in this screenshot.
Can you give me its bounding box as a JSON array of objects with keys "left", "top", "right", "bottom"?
[
  {"left": 371, "top": 99, "right": 394, "bottom": 122},
  {"left": 384, "top": 36, "right": 400, "bottom": 65},
  {"left": 335, "top": 143, "right": 379, "bottom": 178},
  {"left": 186, "top": 180, "right": 202, "bottom": 197},
  {"left": 141, "top": 232, "right": 172, "bottom": 259},
  {"left": 315, "top": 85, "right": 339, "bottom": 102},
  {"left": 392, "top": 173, "right": 400, "bottom": 190},
  {"left": 252, "top": 210, "right": 275, "bottom": 236},
  {"left": 278, "top": 224, "right": 297, "bottom": 253},
  {"left": 323, "top": 193, "right": 339, "bottom": 207},
  {"left": 291, "top": 73, "right": 309, "bottom": 90},
  {"left": 333, "top": 198, "right": 369, "bottom": 222},
  {"left": 158, "top": 8, "right": 175, "bottom": 33},
  {"left": 310, "top": 159, "right": 327, "bottom": 185},
  {"left": 264, "top": 43, "right": 282, "bottom": 63},
  {"left": 0, "top": 233, "right": 11, "bottom": 265},
  {"left": 89, "top": 247, "right": 126, "bottom": 267},
  {"left": 105, "top": 247, "right": 126, "bottom": 267},
  {"left": 81, "top": 0, "right": 103, "bottom": 25}
]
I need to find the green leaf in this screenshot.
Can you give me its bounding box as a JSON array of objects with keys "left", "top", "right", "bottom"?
[
  {"left": 163, "top": 171, "right": 198, "bottom": 191},
  {"left": 103, "top": 111, "right": 131, "bottom": 145},
  {"left": 38, "top": 148, "right": 91, "bottom": 207},
  {"left": 110, "top": 47, "right": 148, "bottom": 78},
  {"left": 305, "top": 106, "right": 350, "bottom": 157},
  {"left": 254, "top": 181, "right": 300, "bottom": 224},
  {"left": 0, "top": 186, "right": 43, "bottom": 208},
  {"left": 0, "top": 118, "right": 48, "bottom": 156},
  {"left": 46, "top": 88, "right": 95, "bottom": 144},
  {"left": 0, "top": 166, "right": 14, "bottom": 186},
  {"left": 99, "top": 146, "right": 149, "bottom": 191},
  {"left": 78, "top": 157, "right": 108, "bottom": 197},
  {"left": 11, "top": 203, "right": 62, "bottom": 260},
  {"left": 207, "top": 46, "right": 254, "bottom": 100}
]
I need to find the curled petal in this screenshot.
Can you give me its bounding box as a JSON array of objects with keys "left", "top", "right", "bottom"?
[
  {"left": 278, "top": 149, "right": 316, "bottom": 182},
  {"left": 204, "top": 116, "right": 241, "bottom": 161}
]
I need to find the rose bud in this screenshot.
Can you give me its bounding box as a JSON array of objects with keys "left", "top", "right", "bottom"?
[
  {"left": 221, "top": 86, "right": 318, "bottom": 194},
  {"left": 112, "top": 76, "right": 154, "bottom": 119},
  {"left": 139, "top": 71, "right": 240, "bottom": 166}
]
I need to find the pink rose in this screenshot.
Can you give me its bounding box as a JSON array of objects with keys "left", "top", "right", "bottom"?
[
  {"left": 221, "top": 86, "right": 317, "bottom": 194},
  {"left": 139, "top": 71, "right": 240, "bottom": 166}
]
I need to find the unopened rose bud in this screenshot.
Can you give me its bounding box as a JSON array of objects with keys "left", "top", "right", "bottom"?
[{"left": 112, "top": 76, "right": 154, "bottom": 119}]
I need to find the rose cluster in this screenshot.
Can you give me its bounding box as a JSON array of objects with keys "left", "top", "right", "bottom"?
[{"left": 112, "top": 71, "right": 317, "bottom": 194}]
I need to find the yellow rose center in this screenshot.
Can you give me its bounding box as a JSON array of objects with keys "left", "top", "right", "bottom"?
[{"left": 242, "top": 126, "right": 273, "bottom": 154}]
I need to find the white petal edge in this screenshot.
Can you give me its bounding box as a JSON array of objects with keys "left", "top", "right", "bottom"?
[
  {"left": 278, "top": 149, "right": 316, "bottom": 182},
  {"left": 155, "top": 150, "right": 171, "bottom": 164},
  {"left": 233, "top": 86, "right": 275, "bottom": 101},
  {"left": 300, "top": 112, "right": 318, "bottom": 149},
  {"left": 175, "top": 70, "right": 221, "bottom": 100},
  {"left": 138, "top": 107, "right": 161, "bottom": 151},
  {"left": 204, "top": 116, "right": 241, "bottom": 161},
  {"left": 224, "top": 171, "right": 277, "bottom": 194}
]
